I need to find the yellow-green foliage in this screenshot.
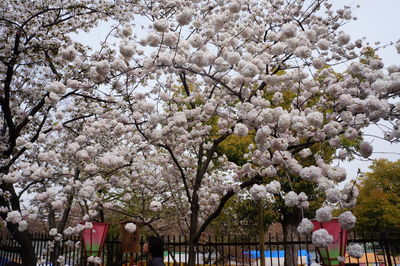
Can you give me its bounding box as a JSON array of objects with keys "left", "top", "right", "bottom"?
[
  {"left": 353, "top": 159, "right": 400, "bottom": 231},
  {"left": 217, "top": 133, "right": 255, "bottom": 166},
  {"left": 210, "top": 196, "right": 280, "bottom": 236},
  {"left": 360, "top": 46, "right": 381, "bottom": 64}
]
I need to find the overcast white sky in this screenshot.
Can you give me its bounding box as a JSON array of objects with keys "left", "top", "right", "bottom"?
[
  {"left": 73, "top": 0, "right": 400, "bottom": 180},
  {"left": 331, "top": 0, "right": 400, "bottom": 179}
]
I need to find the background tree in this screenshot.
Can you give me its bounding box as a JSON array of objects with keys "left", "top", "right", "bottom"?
[
  {"left": 210, "top": 196, "right": 279, "bottom": 236},
  {"left": 0, "top": 1, "right": 137, "bottom": 264},
  {"left": 353, "top": 159, "right": 400, "bottom": 232}
]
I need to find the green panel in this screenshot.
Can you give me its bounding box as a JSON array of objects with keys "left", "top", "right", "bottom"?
[
  {"left": 320, "top": 247, "right": 341, "bottom": 265},
  {"left": 85, "top": 243, "right": 100, "bottom": 256}
]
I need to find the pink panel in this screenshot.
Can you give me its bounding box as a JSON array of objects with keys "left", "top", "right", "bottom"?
[
  {"left": 312, "top": 218, "right": 348, "bottom": 266},
  {"left": 81, "top": 222, "right": 110, "bottom": 257}
]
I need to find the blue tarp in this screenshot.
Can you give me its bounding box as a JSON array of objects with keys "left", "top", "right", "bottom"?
[{"left": 243, "top": 250, "right": 311, "bottom": 264}]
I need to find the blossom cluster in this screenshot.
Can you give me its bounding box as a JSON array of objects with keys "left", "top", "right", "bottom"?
[
  {"left": 347, "top": 244, "right": 364, "bottom": 259},
  {"left": 312, "top": 229, "right": 334, "bottom": 248},
  {"left": 124, "top": 223, "right": 137, "bottom": 233},
  {"left": 297, "top": 218, "right": 314, "bottom": 235}
]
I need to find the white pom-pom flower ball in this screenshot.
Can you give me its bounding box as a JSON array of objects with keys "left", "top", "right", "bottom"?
[
  {"left": 150, "top": 201, "right": 162, "bottom": 212},
  {"left": 124, "top": 223, "right": 137, "bottom": 233}
]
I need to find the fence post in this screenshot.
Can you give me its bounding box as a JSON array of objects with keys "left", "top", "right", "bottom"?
[{"left": 382, "top": 232, "right": 393, "bottom": 266}]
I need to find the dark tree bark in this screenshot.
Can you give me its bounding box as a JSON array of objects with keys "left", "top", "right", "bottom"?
[
  {"left": 187, "top": 202, "right": 199, "bottom": 266},
  {"left": 11, "top": 229, "right": 36, "bottom": 266},
  {"left": 257, "top": 199, "right": 266, "bottom": 266},
  {"left": 0, "top": 184, "right": 36, "bottom": 265},
  {"left": 282, "top": 208, "right": 302, "bottom": 266},
  {"left": 186, "top": 176, "right": 263, "bottom": 266}
]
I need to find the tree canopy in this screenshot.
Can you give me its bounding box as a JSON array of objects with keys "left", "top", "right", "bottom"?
[{"left": 353, "top": 159, "right": 400, "bottom": 232}]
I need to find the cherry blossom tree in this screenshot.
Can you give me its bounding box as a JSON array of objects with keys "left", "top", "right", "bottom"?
[
  {"left": 0, "top": 0, "right": 139, "bottom": 264},
  {"left": 2, "top": 0, "right": 400, "bottom": 265},
  {"left": 105, "top": 2, "right": 400, "bottom": 265},
  {"left": 105, "top": 1, "right": 399, "bottom": 265}
]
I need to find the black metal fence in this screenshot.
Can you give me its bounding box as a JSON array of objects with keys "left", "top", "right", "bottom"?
[{"left": 0, "top": 231, "right": 399, "bottom": 265}]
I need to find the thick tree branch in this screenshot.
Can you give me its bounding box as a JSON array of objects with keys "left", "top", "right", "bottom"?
[
  {"left": 179, "top": 71, "right": 195, "bottom": 109},
  {"left": 192, "top": 174, "right": 263, "bottom": 242},
  {"left": 159, "top": 144, "right": 192, "bottom": 204}
]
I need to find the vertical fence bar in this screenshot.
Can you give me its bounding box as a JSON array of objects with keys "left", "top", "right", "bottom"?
[
  {"left": 369, "top": 231, "right": 379, "bottom": 265},
  {"left": 360, "top": 231, "right": 368, "bottom": 265},
  {"left": 166, "top": 235, "right": 170, "bottom": 265},
  {"left": 221, "top": 235, "right": 225, "bottom": 265},
  {"left": 178, "top": 235, "right": 182, "bottom": 265},
  {"left": 6, "top": 234, "right": 10, "bottom": 262},
  {"left": 8, "top": 232, "right": 12, "bottom": 262},
  {"left": 213, "top": 235, "right": 217, "bottom": 265},
  {"left": 267, "top": 233, "right": 272, "bottom": 266},
  {"left": 208, "top": 235, "right": 212, "bottom": 266},
  {"left": 4, "top": 232, "right": 8, "bottom": 260},
  {"left": 39, "top": 232, "right": 44, "bottom": 264},
  {"left": 355, "top": 232, "right": 360, "bottom": 265},
  {"left": 70, "top": 236, "right": 74, "bottom": 265},
  {"left": 383, "top": 232, "right": 393, "bottom": 266},
  {"left": 184, "top": 235, "right": 187, "bottom": 265},
  {"left": 305, "top": 233, "right": 310, "bottom": 264},
  {"left": 172, "top": 235, "right": 176, "bottom": 266},
  {"left": 82, "top": 232, "right": 86, "bottom": 266},
  {"left": 14, "top": 235, "right": 18, "bottom": 263},
  {"left": 101, "top": 235, "right": 107, "bottom": 265},
  {"left": 0, "top": 232, "right": 4, "bottom": 258},
  {"left": 240, "top": 235, "right": 244, "bottom": 266},
  {"left": 395, "top": 232, "right": 400, "bottom": 265},
  {"left": 276, "top": 233, "right": 281, "bottom": 266},
  {"left": 201, "top": 236, "right": 204, "bottom": 266},
  {"left": 296, "top": 233, "right": 303, "bottom": 266},
  {"left": 66, "top": 237, "right": 70, "bottom": 265},
  {"left": 245, "top": 235, "right": 250, "bottom": 265},
  {"left": 290, "top": 232, "right": 294, "bottom": 266},
  {"left": 195, "top": 236, "right": 200, "bottom": 264},
  {"left": 227, "top": 234, "right": 231, "bottom": 266},
  {"left": 254, "top": 235, "right": 258, "bottom": 266},
  {"left": 5, "top": 233, "right": 9, "bottom": 261},
  {"left": 43, "top": 232, "right": 48, "bottom": 264},
  {"left": 71, "top": 237, "right": 74, "bottom": 266},
  {"left": 388, "top": 232, "right": 397, "bottom": 266},
  {"left": 140, "top": 235, "right": 144, "bottom": 265},
  {"left": 377, "top": 231, "right": 387, "bottom": 265},
  {"left": 10, "top": 236, "right": 14, "bottom": 263},
  {"left": 253, "top": 235, "right": 258, "bottom": 266},
  {"left": 0, "top": 231, "right": 3, "bottom": 258},
  {"left": 6, "top": 233, "right": 11, "bottom": 262},
  {"left": 107, "top": 234, "right": 111, "bottom": 265},
  {"left": 233, "top": 235, "right": 238, "bottom": 266},
  {"left": 7, "top": 234, "right": 12, "bottom": 263}
]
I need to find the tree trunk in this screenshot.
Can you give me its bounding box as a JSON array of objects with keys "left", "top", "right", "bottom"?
[
  {"left": 7, "top": 224, "right": 36, "bottom": 265},
  {"left": 0, "top": 184, "right": 36, "bottom": 265},
  {"left": 187, "top": 199, "right": 199, "bottom": 266},
  {"left": 282, "top": 208, "right": 302, "bottom": 266},
  {"left": 188, "top": 237, "right": 197, "bottom": 266},
  {"left": 18, "top": 236, "right": 36, "bottom": 266},
  {"left": 257, "top": 199, "right": 266, "bottom": 266},
  {"left": 283, "top": 222, "right": 299, "bottom": 266},
  {"left": 187, "top": 176, "right": 264, "bottom": 266},
  {"left": 49, "top": 195, "right": 74, "bottom": 266}
]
